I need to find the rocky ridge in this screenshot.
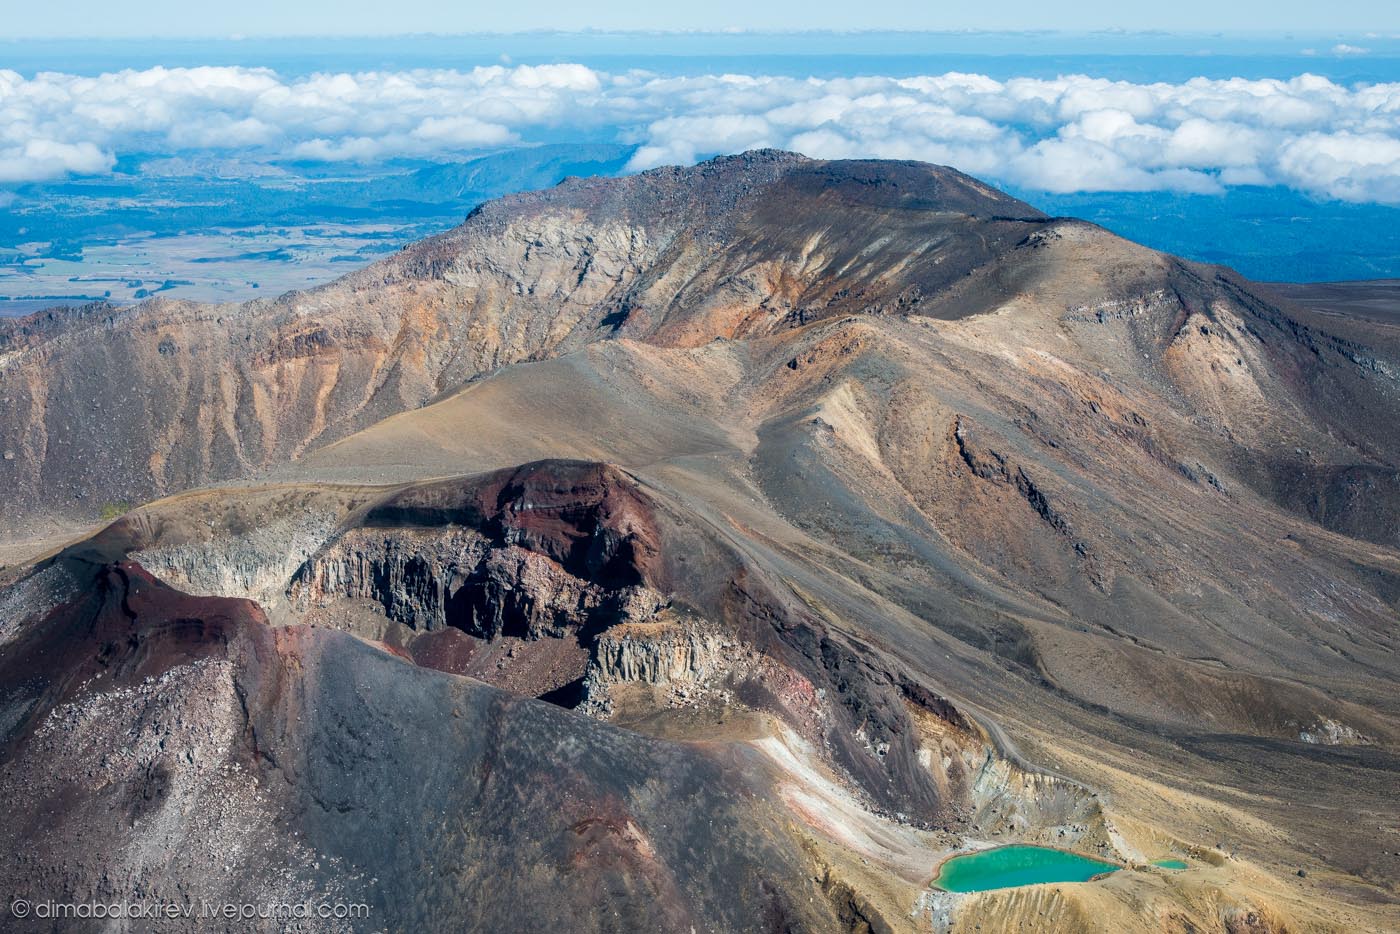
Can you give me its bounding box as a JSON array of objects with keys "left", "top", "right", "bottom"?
[{"left": 2, "top": 153, "right": 1399, "bottom": 931}]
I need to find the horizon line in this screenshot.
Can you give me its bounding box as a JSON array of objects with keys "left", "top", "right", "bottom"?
[{"left": 2, "top": 28, "right": 1396, "bottom": 43}]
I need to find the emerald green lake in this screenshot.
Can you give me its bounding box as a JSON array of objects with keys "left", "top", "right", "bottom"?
[
  {"left": 933, "top": 845, "right": 1122, "bottom": 893},
  {"left": 1152, "top": 859, "right": 1189, "bottom": 870}
]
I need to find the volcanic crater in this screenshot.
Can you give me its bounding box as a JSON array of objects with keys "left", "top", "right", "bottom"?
[{"left": 1, "top": 151, "right": 1398, "bottom": 933}]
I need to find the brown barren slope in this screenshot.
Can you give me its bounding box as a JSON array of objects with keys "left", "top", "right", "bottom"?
[{"left": 2, "top": 154, "right": 1399, "bottom": 933}]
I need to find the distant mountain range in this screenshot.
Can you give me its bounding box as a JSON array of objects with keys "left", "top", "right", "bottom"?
[{"left": 0, "top": 144, "right": 637, "bottom": 310}]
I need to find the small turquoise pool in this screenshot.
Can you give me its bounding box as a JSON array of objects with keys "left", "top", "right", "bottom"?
[
  {"left": 1152, "top": 859, "right": 1189, "bottom": 870},
  {"left": 933, "top": 845, "right": 1122, "bottom": 893}
]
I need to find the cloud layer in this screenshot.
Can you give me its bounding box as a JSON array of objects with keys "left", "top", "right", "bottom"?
[{"left": 2, "top": 64, "right": 1400, "bottom": 201}]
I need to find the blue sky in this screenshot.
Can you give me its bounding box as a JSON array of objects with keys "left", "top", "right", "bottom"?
[{"left": 3, "top": 1, "right": 1398, "bottom": 38}]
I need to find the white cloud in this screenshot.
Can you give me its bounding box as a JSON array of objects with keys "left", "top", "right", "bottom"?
[
  {"left": 1, "top": 64, "right": 1399, "bottom": 202},
  {"left": 0, "top": 139, "right": 113, "bottom": 183},
  {"left": 1163, "top": 118, "right": 1266, "bottom": 169},
  {"left": 411, "top": 116, "right": 517, "bottom": 147},
  {"left": 1275, "top": 132, "right": 1400, "bottom": 202},
  {"left": 627, "top": 113, "right": 776, "bottom": 169}
]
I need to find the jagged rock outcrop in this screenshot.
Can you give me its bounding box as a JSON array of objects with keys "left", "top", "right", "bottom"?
[
  {"left": 291, "top": 531, "right": 666, "bottom": 639},
  {"left": 588, "top": 620, "right": 736, "bottom": 685},
  {"left": 135, "top": 511, "right": 342, "bottom": 609},
  {"left": 578, "top": 618, "right": 744, "bottom": 715},
  {"left": 289, "top": 460, "right": 668, "bottom": 639}
]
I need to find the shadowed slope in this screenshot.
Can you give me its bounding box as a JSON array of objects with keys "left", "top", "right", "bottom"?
[{"left": 0, "top": 553, "right": 852, "bottom": 933}]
